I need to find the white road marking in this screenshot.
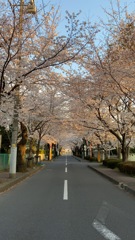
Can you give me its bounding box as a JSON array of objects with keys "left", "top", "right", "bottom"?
[
  {"left": 92, "top": 220, "right": 121, "bottom": 240},
  {"left": 65, "top": 167, "right": 67, "bottom": 173},
  {"left": 63, "top": 180, "right": 68, "bottom": 200},
  {"left": 96, "top": 201, "right": 109, "bottom": 225},
  {"left": 65, "top": 155, "right": 68, "bottom": 165}
]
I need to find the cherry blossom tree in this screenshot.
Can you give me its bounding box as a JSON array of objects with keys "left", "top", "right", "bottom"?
[
  {"left": 0, "top": 0, "right": 96, "bottom": 173},
  {"left": 65, "top": 1, "right": 135, "bottom": 162}
]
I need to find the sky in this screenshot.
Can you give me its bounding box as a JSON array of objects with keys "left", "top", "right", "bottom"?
[
  {"left": 52, "top": 0, "right": 114, "bottom": 22},
  {"left": 50, "top": 0, "right": 135, "bottom": 26}
]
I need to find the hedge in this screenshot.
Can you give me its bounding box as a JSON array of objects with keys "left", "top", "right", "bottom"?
[
  {"left": 103, "top": 159, "right": 121, "bottom": 169},
  {"left": 118, "top": 161, "right": 135, "bottom": 175},
  {"left": 87, "top": 156, "right": 97, "bottom": 162}
]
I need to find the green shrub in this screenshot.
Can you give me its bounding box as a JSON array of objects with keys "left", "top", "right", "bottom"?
[
  {"left": 84, "top": 156, "right": 90, "bottom": 160},
  {"left": 103, "top": 159, "right": 121, "bottom": 169},
  {"left": 118, "top": 161, "right": 135, "bottom": 175},
  {"left": 83, "top": 156, "right": 97, "bottom": 161},
  {"left": 89, "top": 156, "right": 97, "bottom": 162},
  {"left": 103, "top": 160, "right": 108, "bottom": 166},
  {"left": 118, "top": 162, "right": 124, "bottom": 172},
  {"left": 107, "top": 159, "right": 121, "bottom": 169},
  {"left": 130, "top": 148, "right": 135, "bottom": 154}
]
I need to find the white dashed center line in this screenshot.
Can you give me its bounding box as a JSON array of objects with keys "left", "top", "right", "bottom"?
[{"left": 63, "top": 180, "right": 68, "bottom": 200}]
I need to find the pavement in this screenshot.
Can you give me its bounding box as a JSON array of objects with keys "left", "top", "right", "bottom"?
[
  {"left": 0, "top": 164, "right": 45, "bottom": 194},
  {"left": 88, "top": 162, "right": 135, "bottom": 196}
]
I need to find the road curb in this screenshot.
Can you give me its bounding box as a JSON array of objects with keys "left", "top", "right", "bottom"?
[
  {"left": 124, "top": 185, "right": 135, "bottom": 196},
  {"left": 0, "top": 166, "right": 43, "bottom": 193},
  {"left": 88, "top": 165, "right": 119, "bottom": 185},
  {"left": 88, "top": 165, "right": 135, "bottom": 197}
]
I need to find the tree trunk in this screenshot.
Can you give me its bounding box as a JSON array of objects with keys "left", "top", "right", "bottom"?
[
  {"left": 121, "top": 146, "right": 129, "bottom": 162},
  {"left": 17, "top": 122, "right": 28, "bottom": 172},
  {"left": 121, "top": 134, "right": 129, "bottom": 162},
  {"left": 27, "top": 137, "right": 34, "bottom": 168},
  {"left": 107, "top": 129, "right": 129, "bottom": 162},
  {"left": 35, "top": 138, "right": 41, "bottom": 164},
  {"left": 117, "top": 146, "right": 122, "bottom": 160}
]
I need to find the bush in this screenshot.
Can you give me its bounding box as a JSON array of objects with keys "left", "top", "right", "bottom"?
[
  {"left": 90, "top": 157, "right": 97, "bottom": 162},
  {"left": 87, "top": 156, "right": 97, "bottom": 162},
  {"left": 118, "top": 161, "right": 135, "bottom": 175},
  {"left": 130, "top": 148, "right": 135, "bottom": 154},
  {"left": 103, "top": 159, "right": 108, "bottom": 166},
  {"left": 103, "top": 159, "right": 121, "bottom": 169}
]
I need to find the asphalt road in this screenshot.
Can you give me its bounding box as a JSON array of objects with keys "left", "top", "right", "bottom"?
[{"left": 0, "top": 155, "right": 135, "bottom": 240}]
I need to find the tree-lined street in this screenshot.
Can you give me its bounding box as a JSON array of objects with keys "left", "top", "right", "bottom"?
[
  {"left": 1, "top": 1, "right": 135, "bottom": 238},
  {"left": 0, "top": 156, "right": 135, "bottom": 240},
  {"left": 0, "top": 0, "right": 135, "bottom": 173}
]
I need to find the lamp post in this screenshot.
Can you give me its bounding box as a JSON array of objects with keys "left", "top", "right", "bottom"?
[{"left": 9, "top": 0, "right": 36, "bottom": 178}]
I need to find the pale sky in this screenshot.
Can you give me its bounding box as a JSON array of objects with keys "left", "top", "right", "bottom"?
[{"left": 51, "top": 0, "right": 134, "bottom": 23}]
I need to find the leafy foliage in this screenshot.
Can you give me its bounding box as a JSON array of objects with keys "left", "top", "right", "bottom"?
[
  {"left": 118, "top": 161, "right": 135, "bottom": 175},
  {"left": 103, "top": 159, "right": 121, "bottom": 169}
]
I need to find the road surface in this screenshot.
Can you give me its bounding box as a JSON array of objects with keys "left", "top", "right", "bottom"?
[{"left": 0, "top": 155, "right": 135, "bottom": 240}]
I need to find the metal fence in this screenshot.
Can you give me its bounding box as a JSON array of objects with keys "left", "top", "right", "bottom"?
[{"left": 0, "top": 154, "right": 9, "bottom": 171}]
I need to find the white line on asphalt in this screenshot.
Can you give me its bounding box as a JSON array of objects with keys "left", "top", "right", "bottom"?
[
  {"left": 63, "top": 180, "right": 68, "bottom": 200},
  {"left": 65, "top": 167, "right": 67, "bottom": 173},
  {"left": 92, "top": 219, "right": 121, "bottom": 240},
  {"left": 65, "top": 155, "right": 68, "bottom": 165},
  {"left": 96, "top": 201, "right": 109, "bottom": 225}
]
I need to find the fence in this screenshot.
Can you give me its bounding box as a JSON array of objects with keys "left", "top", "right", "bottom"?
[{"left": 0, "top": 154, "right": 10, "bottom": 171}]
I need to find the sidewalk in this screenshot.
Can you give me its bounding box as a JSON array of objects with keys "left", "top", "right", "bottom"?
[
  {"left": 0, "top": 165, "right": 44, "bottom": 194},
  {"left": 88, "top": 162, "right": 135, "bottom": 196}
]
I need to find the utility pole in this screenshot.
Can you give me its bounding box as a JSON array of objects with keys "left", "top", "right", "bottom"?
[{"left": 9, "top": 0, "right": 36, "bottom": 178}]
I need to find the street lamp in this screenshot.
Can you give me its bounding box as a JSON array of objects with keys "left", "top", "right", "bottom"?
[
  {"left": 9, "top": 0, "right": 36, "bottom": 178},
  {"left": 26, "top": 0, "right": 36, "bottom": 14}
]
